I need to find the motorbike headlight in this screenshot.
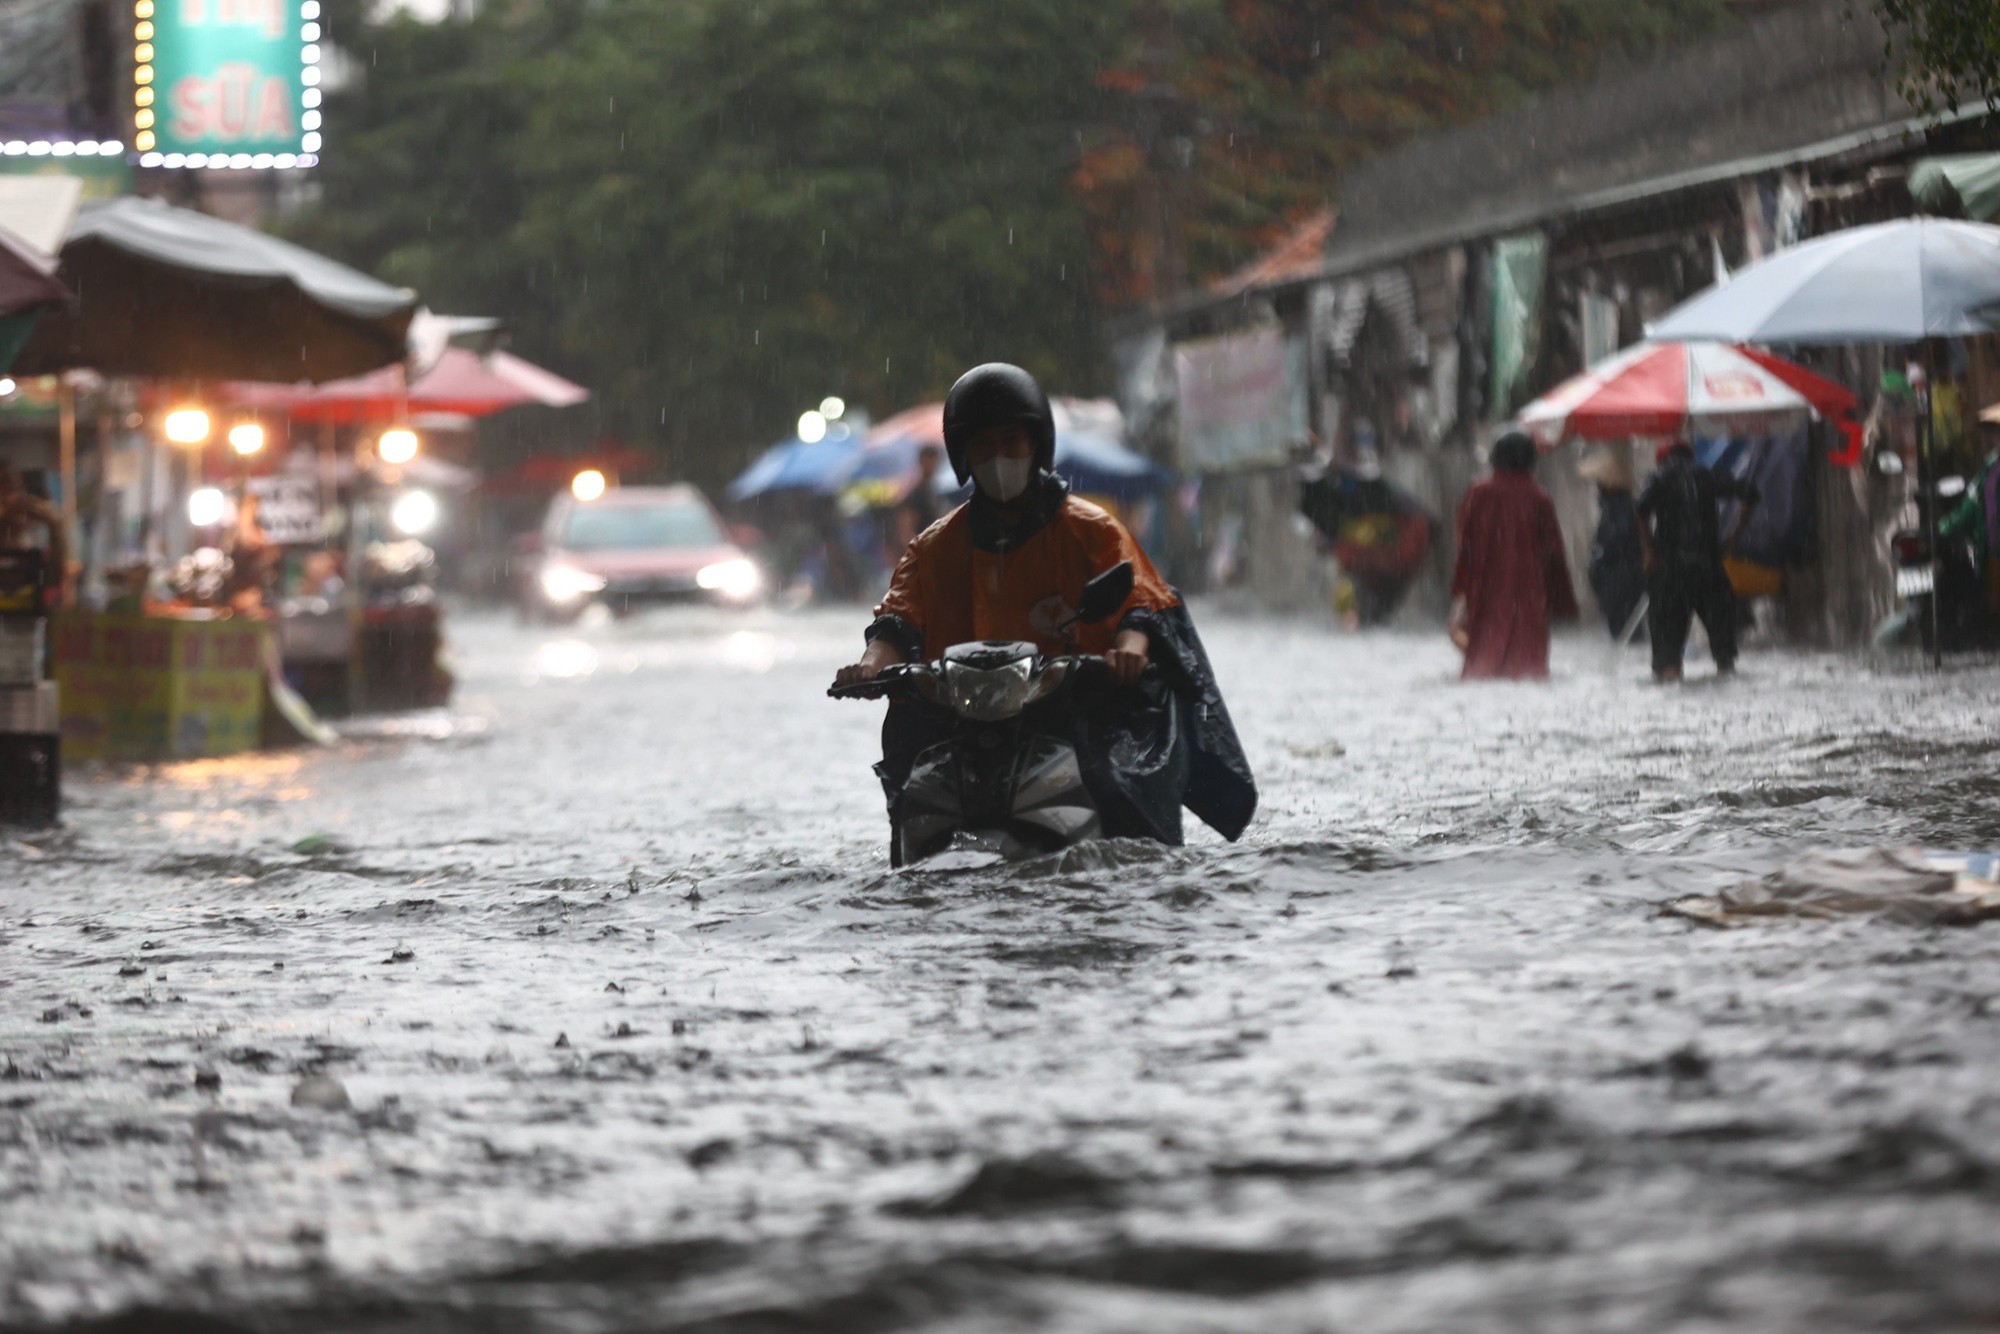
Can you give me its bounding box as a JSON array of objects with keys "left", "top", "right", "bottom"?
[
  {"left": 540, "top": 563, "right": 607, "bottom": 603},
  {"left": 943, "top": 659, "right": 1036, "bottom": 721},
  {"left": 696, "top": 557, "right": 762, "bottom": 600}
]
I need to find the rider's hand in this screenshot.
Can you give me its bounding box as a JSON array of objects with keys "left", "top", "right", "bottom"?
[
  {"left": 833, "top": 661, "right": 878, "bottom": 687},
  {"left": 1104, "top": 628, "right": 1149, "bottom": 685},
  {"left": 834, "top": 640, "right": 901, "bottom": 687}
]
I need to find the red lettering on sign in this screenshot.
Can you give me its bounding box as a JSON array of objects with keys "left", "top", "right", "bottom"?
[
  {"left": 170, "top": 66, "right": 296, "bottom": 145},
  {"left": 221, "top": 633, "right": 262, "bottom": 672},
  {"left": 53, "top": 622, "right": 93, "bottom": 664},
  {"left": 136, "top": 628, "right": 171, "bottom": 671}
]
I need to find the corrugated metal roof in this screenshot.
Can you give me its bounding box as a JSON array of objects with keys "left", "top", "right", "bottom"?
[
  {"left": 1209, "top": 209, "right": 1337, "bottom": 300},
  {"left": 1323, "top": 0, "right": 1926, "bottom": 279}
]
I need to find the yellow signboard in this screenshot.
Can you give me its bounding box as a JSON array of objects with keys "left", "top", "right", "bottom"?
[{"left": 53, "top": 613, "right": 267, "bottom": 760}]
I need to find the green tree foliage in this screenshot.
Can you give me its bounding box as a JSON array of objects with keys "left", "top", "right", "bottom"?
[
  {"left": 297, "top": 0, "right": 1116, "bottom": 481},
  {"left": 1076, "top": 0, "right": 1731, "bottom": 303},
  {"left": 1869, "top": 0, "right": 2000, "bottom": 116},
  {"left": 292, "top": 0, "right": 1731, "bottom": 483}
]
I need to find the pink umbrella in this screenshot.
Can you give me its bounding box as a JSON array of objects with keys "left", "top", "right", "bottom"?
[
  {"left": 222, "top": 348, "right": 588, "bottom": 425},
  {"left": 866, "top": 402, "right": 945, "bottom": 448},
  {"left": 1519, "top": 341, "right": 1857, "bottom": 448}
]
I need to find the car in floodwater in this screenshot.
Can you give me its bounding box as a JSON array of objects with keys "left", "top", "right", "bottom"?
[{"left": 516, "top": 483, "right": 762, "bottom": 622}]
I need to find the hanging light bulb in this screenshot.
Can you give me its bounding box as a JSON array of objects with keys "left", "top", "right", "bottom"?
[
  {"left": 227, "top": 422, "right": 265, "bottom": 456},
  {"left": 163, "top": 407, "right": 211, "bottom": 445},
  {"left": 378, "top": 427, "right": 420, "bottom": 464}
]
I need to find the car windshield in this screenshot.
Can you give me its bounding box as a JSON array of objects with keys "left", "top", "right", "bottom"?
[{"left": 561, "top": 501, "right": 722, "bottom": 552}]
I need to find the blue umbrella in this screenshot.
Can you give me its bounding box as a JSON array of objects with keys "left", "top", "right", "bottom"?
[
  {"left": 849, "top": 429, "right": 1169, "bottom": 503},
  {"left": 841, "top": 427, "right": 937, "bottom": 488},
  {"left": 1053, "top": 430, "right": 1169, "bottom": 500},
  {"left": 726, "top": 424, "right": 863, "bottom": 501}
]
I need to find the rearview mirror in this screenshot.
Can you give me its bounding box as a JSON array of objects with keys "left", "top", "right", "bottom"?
[{"left": 1077, "top": 561, "right": 1135, "bottom": 624}]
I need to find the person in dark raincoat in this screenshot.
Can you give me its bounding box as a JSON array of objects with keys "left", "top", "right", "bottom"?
[
  {"left": 834, "top": 363, "right": 1256, "bottom": 845},
  {"left": 1450, "top": 430, "right": 1579, "bottom": 680},
  {"left": 1297, "top": 460, "right": 1434, "bottom": 628},
  {"left": 1579, "top": 448, "right": 1646, "bottom": 639},
  {"left": 1637, "top": 439, "right": 1759, "bottom": 682}
]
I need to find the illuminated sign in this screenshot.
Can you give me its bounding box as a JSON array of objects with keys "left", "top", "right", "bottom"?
[{"left": 133, "top": 0, "right": 321, "bottom": 168}]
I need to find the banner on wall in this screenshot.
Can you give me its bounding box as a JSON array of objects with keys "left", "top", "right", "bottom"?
[{"left": 1173, "top": 326, "right": 1303, "bottom": 472}]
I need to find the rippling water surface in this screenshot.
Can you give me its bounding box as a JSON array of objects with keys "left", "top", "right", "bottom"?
[{"left": 5, "top": 606, "right": 2000, "bottom": 1331}]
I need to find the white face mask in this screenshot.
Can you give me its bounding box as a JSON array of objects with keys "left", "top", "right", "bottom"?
[{"left": 972, "top": 456, "right": 1034, "bottom": 503}]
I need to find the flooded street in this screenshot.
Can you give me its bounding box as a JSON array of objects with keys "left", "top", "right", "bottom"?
[{"left": 6, "top": 607, "right": 2000, "bottom": 1332}]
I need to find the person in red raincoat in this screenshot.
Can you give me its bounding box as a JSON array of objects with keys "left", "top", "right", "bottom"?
[{"left": 1449, "top": 430, "right": 1578, "bottom": 680}]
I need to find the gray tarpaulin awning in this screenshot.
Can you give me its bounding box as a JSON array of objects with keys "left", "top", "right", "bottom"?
[
  {"left": 1910, "top": 154, "right": 2000, "bottom": 223},
  {"left": 11, "top": 196, "right": 417, "bottom": 382}
]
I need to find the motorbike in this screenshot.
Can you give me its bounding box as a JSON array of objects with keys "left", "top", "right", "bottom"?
[
  {"left": 1889, "top": 476, "right": 1996, "bottom": 654},
  {"left": 829, "top": 562, "right": 1143, "bottom": 867}
]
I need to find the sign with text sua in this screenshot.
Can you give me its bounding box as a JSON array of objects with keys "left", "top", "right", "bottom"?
[{"left": 134, "top": 0, "right": 322, "bottom": 168}]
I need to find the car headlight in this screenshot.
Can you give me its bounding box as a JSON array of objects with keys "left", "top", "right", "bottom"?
[
  {"left": 540, "top": 564, "right": 607, "bottom": 602},
  {"left": 696, "top": 557, "right": 761, "bottom": 599}
]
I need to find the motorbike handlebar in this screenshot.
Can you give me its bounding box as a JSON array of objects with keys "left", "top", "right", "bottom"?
[
  {"left": 827, "top": 655, "right": 1158, "bottom": 700},
  {"left": 827, "top": 662, "right": 921, "bottom": 700}
]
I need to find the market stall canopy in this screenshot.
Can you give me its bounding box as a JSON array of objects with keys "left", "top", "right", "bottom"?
[
  {"left": 0, "top": 177, "right": 83, "bottom": 255},
  {"left": 9, "top": 196, "right": 418, "bottom": 382},
  {"left": 0, "top": 222, "right": 68, "bottom": 373},
  {"left": 1909, "top": 154, "right": 2000, "bottom": 224},
  {"left": 1519, "top": 341, "right": 1857, "bottom": 446},
  {"left": 1647, "top": 218, "right": 2000, "bottom": 344},
  {"left": 223, "top": 347, "right": 589, "bottom": 424},
  {"left": 407, "top": 309, "right": 506, "bottom": 372}
]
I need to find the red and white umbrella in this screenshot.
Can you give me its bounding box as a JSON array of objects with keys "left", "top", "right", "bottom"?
[{"left": 1519, "top": 341, "right": 1857, "bottom": 448}]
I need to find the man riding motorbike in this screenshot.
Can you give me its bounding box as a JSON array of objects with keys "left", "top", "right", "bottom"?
[{"left": 832, "top": 362, "right": 1255, "bottom": 850}]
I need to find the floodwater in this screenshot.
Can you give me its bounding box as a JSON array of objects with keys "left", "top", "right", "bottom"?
[{"left": 5, "top": 605, "right": 2000, "bottom": 1332}]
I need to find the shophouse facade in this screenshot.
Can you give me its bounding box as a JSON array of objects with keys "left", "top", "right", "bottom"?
[{"left": 1123, "top": 0, "right": 2000, "bottom": 644}]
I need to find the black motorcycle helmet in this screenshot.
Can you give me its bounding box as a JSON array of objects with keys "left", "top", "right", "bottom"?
[{"left": 942, "top": 363, "right": 1055, "bottom": 486}]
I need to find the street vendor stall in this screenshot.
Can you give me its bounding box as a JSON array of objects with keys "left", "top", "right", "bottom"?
[
  {"left": 3, "top": 195, "right": 419, "bottom": 768},
  {"left": 220, "top": 344, "right": 588, "bottom": 714}
]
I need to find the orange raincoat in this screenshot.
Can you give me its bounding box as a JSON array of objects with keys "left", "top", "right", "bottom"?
[{"left": 871, "top": 493, "right": 1177, "bottom": 658}]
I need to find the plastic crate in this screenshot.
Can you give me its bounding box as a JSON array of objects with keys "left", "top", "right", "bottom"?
[
  {"left": 0, "top": 618, "right": 44, "bottom": 686},
  {"left": 0, "top": 682, "right": 57, "bottom": 732}
]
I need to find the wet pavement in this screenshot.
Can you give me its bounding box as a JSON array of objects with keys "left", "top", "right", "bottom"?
[{"left": 5, "top": 605, "right": 2000, "bottom": 1332}]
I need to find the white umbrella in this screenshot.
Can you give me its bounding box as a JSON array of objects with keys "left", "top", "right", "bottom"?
[{"left": 1648, "top": 218, "right": 2000, "bottom": 344}]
